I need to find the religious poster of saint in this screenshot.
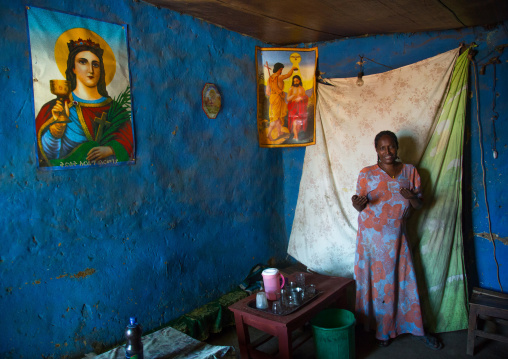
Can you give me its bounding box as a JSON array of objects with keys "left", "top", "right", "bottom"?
[
  {"left": 27, "top": 7, "right": 135, "bottom": 170},
  {"left": 255, "top": 47, "right": 318, "bottom": 147}
]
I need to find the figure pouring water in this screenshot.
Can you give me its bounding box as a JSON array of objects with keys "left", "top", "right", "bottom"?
[
  {"left": 265, "top": 60, "right": 297, "bottom": 142},
  {"left": 265, "top": 52, "right": 310, "bottom": 143}
]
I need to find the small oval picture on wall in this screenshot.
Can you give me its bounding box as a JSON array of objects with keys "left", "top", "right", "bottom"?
[{"left": 202, "top": 83, "right": 221, "bottom": 119}]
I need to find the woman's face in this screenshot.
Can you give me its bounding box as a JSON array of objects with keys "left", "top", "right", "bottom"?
[
  {"left": 376, "top": 135, "right": 398, "bottom": 165},
  {"left": 73, "top": 51, "right": 101, "bottom": 88}
]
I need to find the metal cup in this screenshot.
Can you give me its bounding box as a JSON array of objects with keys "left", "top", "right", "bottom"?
[
  {"left": 49, "top": 80, "right": 71, "bottom": 124},
  {"left": 292, "top": 287, "right": 304, "bottom": 305},
  {"left": 280, "top": 289, "right": 289, "bottom": 308},
  {"left": 288, "top": 292, "right": 297, "bottom": 307},
  {"left": 272, "top": 301, "right": 282, "bottom": 314}
]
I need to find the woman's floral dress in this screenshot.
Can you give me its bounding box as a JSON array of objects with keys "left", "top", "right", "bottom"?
[{"left": 354, "top": 163, "right": 425, "bottom": 340}]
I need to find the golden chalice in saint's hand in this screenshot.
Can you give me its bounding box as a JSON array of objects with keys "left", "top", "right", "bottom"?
[{"left": 50, "top": 80, "right": 71, "bottom": 124}]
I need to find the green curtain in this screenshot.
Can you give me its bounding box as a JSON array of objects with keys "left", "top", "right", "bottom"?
[{"left": 409, "top": 49, "right": 470, "bottom": 333}]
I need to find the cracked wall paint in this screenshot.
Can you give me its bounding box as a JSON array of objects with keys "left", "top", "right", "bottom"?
[{"left": 475, "top": 232, "right": 508, "bottom": 246}]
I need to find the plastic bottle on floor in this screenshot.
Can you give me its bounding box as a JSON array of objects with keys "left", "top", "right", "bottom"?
[{"left": 125, "top": 317, "right": 144, "bottom": 359}]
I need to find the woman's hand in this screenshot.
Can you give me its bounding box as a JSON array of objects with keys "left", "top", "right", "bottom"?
[
  {"left": 352, "top": 195, "right": 368, "bottom": 212},
  {"left": 399, "top": 188, "right": 416, "bottom": 199},
  {"left": 49, "top": 100, "right": 69, "bottom": 138},
  {"left": 86, "top": 146, "right": 114, "bottom": 161},
  {"left": 51, "top": 99, "right": 69, "bottom": 121},
  {"left": 400, "top": 188, "right": 423, "bottom": 209}
]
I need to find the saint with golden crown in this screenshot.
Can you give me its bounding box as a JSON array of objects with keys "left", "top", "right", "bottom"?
[{"left": 35, "top": 31, "right": 134, "bottom": 167}]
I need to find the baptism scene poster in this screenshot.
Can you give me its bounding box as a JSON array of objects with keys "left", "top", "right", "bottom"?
[
  {"left": 256, "top": 47, "right": 317, "bottom": 148},
  {"left": 27, "top": 7, "right": 135, "bottom": 170}
]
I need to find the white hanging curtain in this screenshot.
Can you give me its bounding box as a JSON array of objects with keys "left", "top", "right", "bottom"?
[{"left": 288, "top": 48, "right": 469, "bottom": 332}]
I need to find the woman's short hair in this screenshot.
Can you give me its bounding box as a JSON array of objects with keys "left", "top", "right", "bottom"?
[{"left": 374, "top": 130, "right": 399, "bottom": 149}]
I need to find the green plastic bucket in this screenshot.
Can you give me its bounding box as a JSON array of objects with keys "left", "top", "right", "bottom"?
[{"left": 311, "top": 308, "right": 355, "bottom": 359}]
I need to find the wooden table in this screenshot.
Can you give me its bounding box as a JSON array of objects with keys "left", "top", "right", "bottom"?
[
  {"left": 467, "top": 287, "right": 508, "bottom": 355},
  {"left": 229, "top": 272, "right": 354, "bottom": 359}
]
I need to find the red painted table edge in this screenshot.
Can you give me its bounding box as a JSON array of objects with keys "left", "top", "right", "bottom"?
[{"left": 228, "top": 272, "right": 355, "bottom": 359}]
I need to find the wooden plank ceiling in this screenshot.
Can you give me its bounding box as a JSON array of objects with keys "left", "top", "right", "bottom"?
[{"left": 142, "top": 0, "right": 508, "bottom": 45}]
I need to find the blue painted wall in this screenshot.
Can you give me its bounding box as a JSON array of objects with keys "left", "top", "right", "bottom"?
[
  {"left": 1, "top": 0, "right": 507, "bottom": 357},
  {"left": 283, "top": 24, "right": 508, "bottom": 292},
  {"left": 0, "top": 0, "right": 288, "bottom": 357}
]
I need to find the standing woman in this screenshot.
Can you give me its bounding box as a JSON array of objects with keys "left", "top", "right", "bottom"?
[{"left": 351, "top": 130, "right": 442, "bottom": 349}]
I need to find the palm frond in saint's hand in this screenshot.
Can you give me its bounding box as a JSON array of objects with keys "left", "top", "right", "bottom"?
[{"left": 99, "top": 86, "right": 132, "bottom": 145}]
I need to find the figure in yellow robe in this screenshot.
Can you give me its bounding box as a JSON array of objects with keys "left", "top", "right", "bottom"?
[{"left": 266, "top": 62, "right": 296, "bottom": 141}]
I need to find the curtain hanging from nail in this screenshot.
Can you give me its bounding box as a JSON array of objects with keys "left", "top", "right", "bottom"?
[{"left": 288, "top": 48, "right": 469, "bottom": 332}]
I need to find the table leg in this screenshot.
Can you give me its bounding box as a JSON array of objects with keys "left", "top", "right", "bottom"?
[
  {"left": 234, "top": 313, "right": 251, "bottom": 359},
  {"left": 276, "top": 326, "right": 293, "bottom": 359},
  {"left": 467, "top": 305, "right": 478, "bottom": 356}
]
